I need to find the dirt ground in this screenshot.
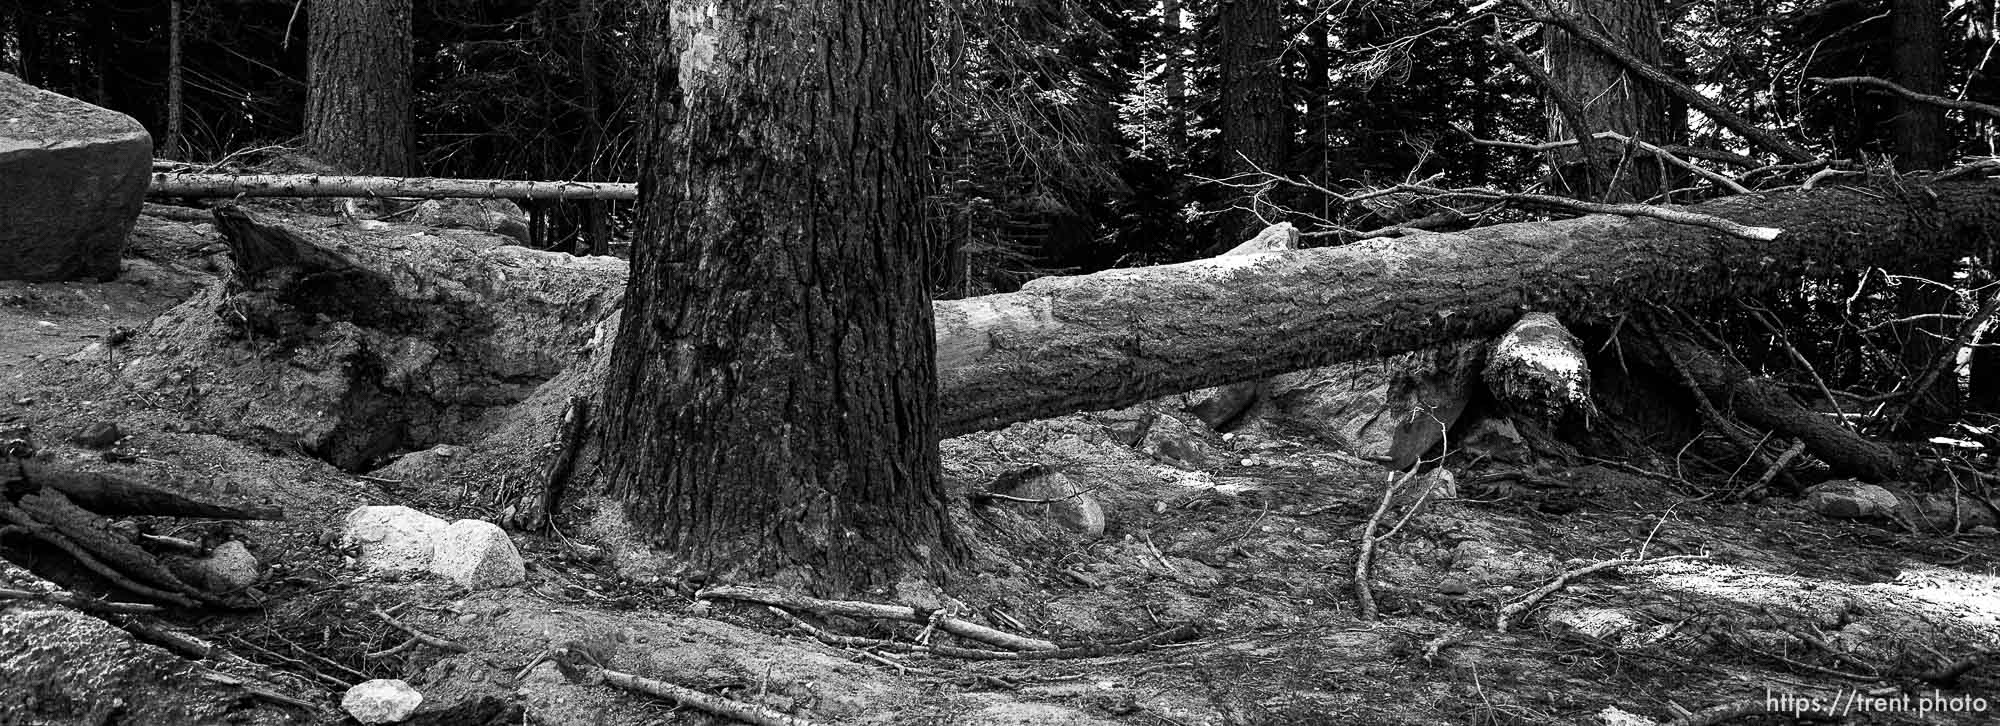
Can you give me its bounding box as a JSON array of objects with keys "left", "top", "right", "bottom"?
[{"left": 2, "top": 205, "right": 1997, "bottom": 725}]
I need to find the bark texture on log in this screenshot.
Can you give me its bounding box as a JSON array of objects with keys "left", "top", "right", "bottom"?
[
  {"left": 934, "top": 183, "right": 2000, "bottom": 436},
  {"left": 149, "top": 173, "right": 637, "bottom": 201},
  {"left": 1644, "top": 337, "right": 1905, "bottom": 481}
]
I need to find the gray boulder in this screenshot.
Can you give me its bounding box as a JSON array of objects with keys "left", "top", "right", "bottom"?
[
  {"left": 1805, "top": 480, "right": 1901, "bottom": 520},
  {"left": 0, "top": 72, "right": 150, "bottom": 281},
  {"left": 343, "top": 505, "right": 448, "bottom": 573},
  {"left": 429, "top": 519, "right": 526, "bottom": 590}
]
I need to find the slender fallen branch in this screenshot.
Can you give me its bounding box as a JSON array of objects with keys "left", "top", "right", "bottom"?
[
  {"left": 1916, "top": 647, "right": 1995, "bottom": 684},
  {"left": 150, "top": 173, "right": 637, "bottom": 201},
  {"left": 1662, "top": 699, "right": 1771, "bottom": 726},
  {"left": 1467, "top": 132, "right": 1752, "bottom": 195},
  {"left": 0, "top": 587, "right": 162, "bottom": 614},
  {"left": 593, "top": 666, "right": 827, "bottom": 726},
  {"left": 1410, "top": 185, "right": 1781, "bottom": 240},
  {"left": 371, "top": 608, "right": 468, "bottom": 653},
  {"left": 1354, "top": 467, "right": 1421, "bottom": 621},
  {"left": 767, "top": 606, "right": 1199, "bottom": 661},
  {"left": 1496, "top": 554, "right": 1709, "bottom": 633},
  {"left": 699, "top": 585, "right": 1059, "bottom": 651},
  {"left": 1807, "top": 76, "right": 2000, "bottom": 120}
]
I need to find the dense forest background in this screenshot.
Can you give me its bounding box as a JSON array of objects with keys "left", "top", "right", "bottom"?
[{"left": 4, "top": 0, "right": 1998, "bottom": 292}]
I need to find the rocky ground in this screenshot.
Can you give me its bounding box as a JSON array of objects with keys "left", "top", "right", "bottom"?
[{"left": 2, "top": 202, "right": 1997, "bottom": 725}]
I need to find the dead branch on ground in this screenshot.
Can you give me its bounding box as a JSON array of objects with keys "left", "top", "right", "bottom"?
[
  {"left": 371, "top": 607, "right": 469, "bottom": 653},
  {"left": 1495, "top": 554, "right": 1709, "bottom": 633},
  {"left": 698, "top": 585, "right": 1060, "bottom": 651}
]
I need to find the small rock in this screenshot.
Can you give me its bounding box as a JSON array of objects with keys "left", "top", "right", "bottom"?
[
  {"left": 342, "top": 505, "right": 448, "bottom": 573},
  {"left": 343, "top": 679, "right": 423, "bottom": 724},
  {"left": 195, "top": 540, "right": 260, "bottom": 591},
  {"left": 1805, "top": 480, "right": 1900, "bottom": 520},
  {"left": 69, "top": 421, "right": 123, "bottom": 448},
  {"left": 428, "top": 519, "right": 526, "bottom": 590},
  {"left": 1437, "top": 578, "right": 1470, "bottom": 596},
  {"left": 1597, "top": 705, "right": 1655, "bottom": 726}
]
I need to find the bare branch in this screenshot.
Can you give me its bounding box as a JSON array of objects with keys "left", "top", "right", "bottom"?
[
  {"left": 1513, "top": 0, "right": 1818, "bottom": 163},
  {"left": 1808, "top": 76, "right": 2000, "bottom": 120}
]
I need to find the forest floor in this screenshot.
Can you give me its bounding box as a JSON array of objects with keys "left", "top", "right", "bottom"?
[{"left": 1, "top": 205, "right": 1997, "bottom": 725}]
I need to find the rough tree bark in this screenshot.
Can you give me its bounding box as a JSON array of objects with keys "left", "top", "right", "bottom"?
[
  {"left": 597, "top": 0, "right": 951, "bottom": 592},
  {"left": 1890, "top": 0, "right": 1949, "bottom": 172},
  {"left": 933, "top": 182, "right": 1998, "bottom": 438},
  {"left": 305, "top": 0, "right": 413, "bottom": 175},
  {"left": 163, "top": 0, "right": 183, "bottom": 160},
  {"left": 1889, "top": 0, "right": 1959, "bottom": 427},
  {"left": 1215, "top": 0, "right": 1290, "bottom": 240},
  {"left": 1543, "top": 0, "right": 1673, "bottom": 201}
]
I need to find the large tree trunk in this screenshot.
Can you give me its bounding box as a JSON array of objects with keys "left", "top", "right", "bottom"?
[
  {"left": 598, "top": 0, "right": 949, "bottom": 592},
  {"left": 305, "top": 0, "right": 413, "bottom": 175},
  {"left": 1889, "top": 0, "right": 1959, "bottom": 427},
  {"left": 1890, "top": 0, "right": 1949, "bottom": 172},
  {"left": 1215, "top": 0, "right": 1290, "bottom": 240},
  {"left": 1544, "top": 0, "right": 1672, "bottom": 201},
  {"left": 933, "top": 182, "right": 1996, "bottom": 436}
]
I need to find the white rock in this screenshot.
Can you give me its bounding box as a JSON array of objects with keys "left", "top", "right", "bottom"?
[
  {"left": 428, "top": 519, "right": 526, "bottom": 590},
  {"left": 342, "top": 505, "right": 448, "bottom": 573},
  {"left": 195, "top": 540, "right": 260, "bottom": 591},
  {"left": 342, "top": 679, "right": 423, "bottom": 724}
]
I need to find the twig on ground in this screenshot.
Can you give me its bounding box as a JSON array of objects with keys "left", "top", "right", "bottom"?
[
  {"left": 197, "top": 671, "right": 319, "bottom": 711},
  {"left": 766, "top": 606, "right": 1199, "bottom": 661},
  {"left": 592, "top": 665, "right": 828, "bottom": 726},
  {"left": 371, "top": 608, "right": 468, "bottom": 653},
  {"left": 1355, "top": 466, "right": 1420, "bottom": 621},
  {"left": 1495, "top": 554, "right": 1709, "bottom": 633},
  {"left": 698, "top": 585, "right": 1059, "bottom": 651},
  {"left": 0, "top": 587, "right": 162, "bottom": 614},
  {"left": 1661, "top": 699, "right": 1771, "bottom": 726}
]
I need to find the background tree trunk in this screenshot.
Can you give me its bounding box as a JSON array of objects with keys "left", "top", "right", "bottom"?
[
  {"left": 1216, "top": 0, "right": 1290, "bottom": 239},
  {"left": 1890, "top": 0, "right": 1948, "bottom": 171},
  {"left": 598, "top": 0, "right": 951, "bottom": 592},
  {"left": 305, "top": 0, "right": 413, "bottom": 175},
  {"left": 163, "top": 0, "right": 183, "bottom": 160},
  {"left": 1544, "top": 0, "right": 1672, "bottom": 201},
  {"left": 1888, "top": 0, "right": 1957, "bottom": 428}
]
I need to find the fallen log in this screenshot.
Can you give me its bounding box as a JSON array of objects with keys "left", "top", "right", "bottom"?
[
  {"left": 5, "top": 461, "right": 284, "bottom": 521},
  {"left": 141, "top": 184, "right": 2000, "bottom": 466},
  {"left": 933, "top": 182, "right": 1996, "bottom": 436},
  {"left": 148, "top": 172, "right": 637, "bottom": 201}
]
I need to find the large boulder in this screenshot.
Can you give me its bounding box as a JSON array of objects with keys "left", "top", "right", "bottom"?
[
  {"left": 343, "top": 505, "right": 449, "bottom": 573},
  {"left": 0, "top": 72, "right": 151, "bottom": 281},
  {"left": 1263, "top": 341, "right": 1485, "bottom": 468}
]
